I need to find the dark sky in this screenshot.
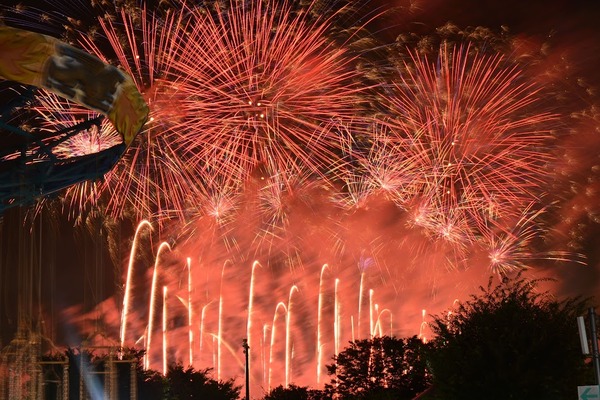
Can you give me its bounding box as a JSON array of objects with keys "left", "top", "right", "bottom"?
[{"left": 377, "top": 0, "right": 600, "bottom": 83}]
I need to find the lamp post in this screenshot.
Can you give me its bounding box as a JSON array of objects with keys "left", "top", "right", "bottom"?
[
  {"left": 589, "top": 308, "right": 600, "bottom": 387},
  {"left": 243, "top": 338, "right": 250, "bottom": 400}
]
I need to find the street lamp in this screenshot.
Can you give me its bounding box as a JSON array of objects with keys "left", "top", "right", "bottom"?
[{"left": 243, "top": 338, "right": 250, "bottom": 400}]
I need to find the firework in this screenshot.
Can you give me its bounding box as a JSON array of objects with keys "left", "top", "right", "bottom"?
[
  {"left": 23, "top": 0, "right": 374, "bottom": 222},
  {"left": 23, "top": 4, "right": 198, "bottom": 221},
  {"left": 32, "top": 95, "right": 121, "bottom": 216},
  {"left": 374, "top": 44, "right": 557, "bottom": 244},
  {"left": 75, "top": 6, "right": 200, "bottom": 221},
  {"left": 481, "top": 205, "right": 585, "bottom": 275},
  {"left": 166, "top": 0, "right": 370, "bottom": 187}
]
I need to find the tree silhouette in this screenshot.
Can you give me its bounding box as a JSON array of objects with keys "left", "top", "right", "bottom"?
[
  {"left": 164, "top": 364, "right": 241, "bottom": 400},
  {"left": 426, "top": 276, "right": 591, "bottom": 400},
  {"left": 263, "top": 383, "right": 326, "bottom": 400},
  {"left": 324, "top": 335, "right": 430, "bottom": 399}
]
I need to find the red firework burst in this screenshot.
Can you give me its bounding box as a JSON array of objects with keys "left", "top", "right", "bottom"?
[
  {"left": 166, "top": 0, "right": 369, "bottom": 186},
  {"left": 30, "top": 0, "right": 371, "bottom": 222},
  {"left": 74, "top": 6, "right": 197, "bottom": 221},
  {"left": 482, "top": 205, "right": 585, "bottom": 275},
  {"left": 31, "top": 5, "right": 198, "bottom": 221},
  {"left": 375, "top": 44, "right": 558, "bottom": 243}
]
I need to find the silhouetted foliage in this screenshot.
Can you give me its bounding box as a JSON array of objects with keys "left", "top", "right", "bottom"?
[
  {"left": 426, "top": 276, "right": 591, "bottom": 400},
  {"left": 165, "top": 364, "right": 241, "bottom": 400},
  {"left": 137, "top": 367, "right": 165, "bottom": 400},
  {"left": 264, "top": 383, "right": 327, "bottom": 400},
  {"left": 324, "top": 335, "right": 431, "bottom": 399}
]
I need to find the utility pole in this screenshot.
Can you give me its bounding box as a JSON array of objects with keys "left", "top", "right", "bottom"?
[
  {"left": 589, "top": 308, "right": 600, "bottom": 387},
  {"left": 243, "top": 338, "right": 250, "bottom": 400}
]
